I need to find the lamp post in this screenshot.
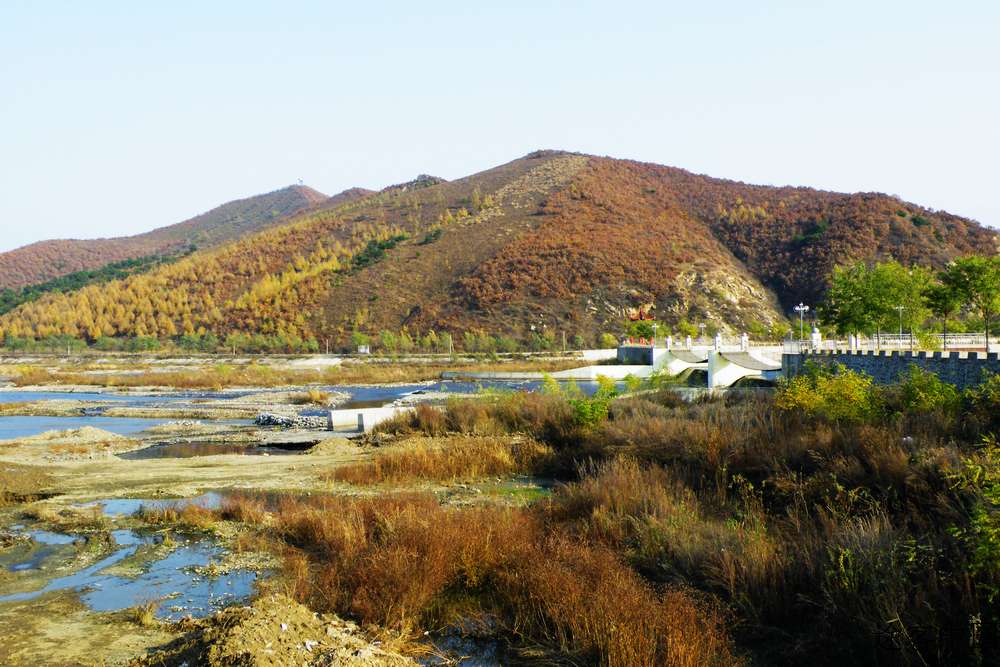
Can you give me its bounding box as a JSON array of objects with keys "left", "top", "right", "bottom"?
[
  {"left": 895, "top": 305, "right": 905, "bottom": 349},
  {"left": 652, "top": 323, "right": 658, "bottom": 347},
  {"left": 794, "top": 303, "right": 809, "bottom": 342},
  {"left": 698, "top": 323, "right": 706, "bottom": 344}
]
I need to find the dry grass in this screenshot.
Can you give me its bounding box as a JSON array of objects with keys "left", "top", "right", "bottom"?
[
  {"left": 550, "top": 458, "right": 782, "bottom": 609},
  {"left": 267, "top": 493, "right": 739, "bottom": 666},
  {"left": 0, "top": 463, "right": 54, "bottom": 506},
  {"left": 219, "top": 493, "right": 270, "bottom": 526},
  {"left": 10, "top": 358, "right": 582, "bottom": 389},
  {"left": 289, "top": 389, "right": 332, "bottom": 405},
  {"left": 20, "top": 503, "right": 110, "bottom": 531},
  {"left": 138, "top": 502, "right": 218, "bottom": 531},
  {"left": 126, "top": 600, "right": 160, "bottom": 627},
  {"left": 325, "top": 435, "right": 553, "bottom": 485}
]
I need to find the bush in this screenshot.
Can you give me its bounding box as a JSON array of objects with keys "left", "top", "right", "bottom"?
[
  {"left": 776, "top": 363, "right": 878, "bottom": 422},
  {"left": 895, "top": 364, "right": 959, "bottom": 414},
  {"left": 267, "top": 493, "right": 739, "bottom": 666}
]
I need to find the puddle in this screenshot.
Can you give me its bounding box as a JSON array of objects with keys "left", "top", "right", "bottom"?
[
  {"left": 421, "top": 633, "right": 517, "bottom": 666},
  {"left": 119, "top": 441, "right": 305, "bottom": 459},
  {"left": 77, "top": 492, "right": 227, "bottom": 517},
  {"left": 0, "top": 526, "right": 257, "bottom": 620},
  {"left": 4, "top": 530, "right": 80, "bottom": 572}
]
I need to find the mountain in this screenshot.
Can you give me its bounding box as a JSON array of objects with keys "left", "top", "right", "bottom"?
[
  {"left": 0, "top": 151, "right": 995, "bottom": 346},
  {"left": 0, "top": 185, "right": 333, "bottom": 290}
]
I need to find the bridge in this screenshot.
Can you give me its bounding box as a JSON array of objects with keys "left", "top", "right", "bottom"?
[{"left": 616, "top": 336, "right": 782, "bottom": 388}]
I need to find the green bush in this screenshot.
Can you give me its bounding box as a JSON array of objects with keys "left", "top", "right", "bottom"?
[
  {"left": 776, "top": 363, "right": 878, "bottom": 422},
  {"left": 895, "top": 364, "right": 959, "bottom": 414}
]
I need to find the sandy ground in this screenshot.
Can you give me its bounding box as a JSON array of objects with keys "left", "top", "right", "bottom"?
[{"left": 0, "top": 420, "right": 375, "bottom": 666}]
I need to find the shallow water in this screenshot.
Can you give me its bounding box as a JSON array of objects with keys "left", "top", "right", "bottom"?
[
  {"left": 421, "top": 633, "right": 516, "bottom": 666},
  {"left": 0, "top": 525, "right": 256, "bottom": 620},
  {"left": 0, "top": 415, "right": 173, "bottom": 439},
  {"left": 0, "top": 391, "right": 142, "bottom": 404},
  {"left": 119, "top": 441, "right": 305, "bottom": 459},
  {"left": 0, "top": 415, "right": 252, "bottom": 440},
  {"left": 78, "top": 492, "right": 228, "bottom": 517},
  {"left": 4, "top": 530, "right": 80, "bottom": 572}
]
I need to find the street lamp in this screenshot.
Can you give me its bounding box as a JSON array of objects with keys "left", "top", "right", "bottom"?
[
  {"left": 698, "top": 323, "right": 706, "bottom": 343},
  {"left": 794, "top": 303, "right": 809, "bottom": 341},
  {"left": 895, "top": 305, "right": 905, "bottom": 349}
]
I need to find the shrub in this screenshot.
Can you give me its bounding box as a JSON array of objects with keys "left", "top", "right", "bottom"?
[
  {"left": 289, "top": 389, "right": 332, "bottom": 405},
  {"left": 776, "top": 363, "right": 878, "bottom": 422},
  {"left": 894, "top": 364, "right": 959, "bottom": 414}
]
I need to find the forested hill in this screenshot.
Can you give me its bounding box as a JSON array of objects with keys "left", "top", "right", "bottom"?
[
  {"left": 0, "top": 184, "right": 334, "bottom": 290},
  {"left": 0, "top": 151, "right": 995, "bottom": 348}
]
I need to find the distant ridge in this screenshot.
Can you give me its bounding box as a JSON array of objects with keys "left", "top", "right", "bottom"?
[{"left": 0, "top": 184, "right": 336, "bottom": 289}]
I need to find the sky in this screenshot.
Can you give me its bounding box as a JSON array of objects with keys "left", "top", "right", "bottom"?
[{"left": 1, "top": 1, "right": 998, "bottom": 251}]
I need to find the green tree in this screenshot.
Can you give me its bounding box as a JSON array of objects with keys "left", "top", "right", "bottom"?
[
  {"left": 924, "top": 281, "right": 962, "bottom": 350},
  {"left": 822, "top": 260, "right": 931, "bottom": 346},
  {"left": 351, "top": 330, "right": 371, "bottom": 350},
  {"left": 675, "top": 319, "right": 698, "bottom": 339},
  {"left": 941, "top": 256, "right": 1000, "bottom": 349}
]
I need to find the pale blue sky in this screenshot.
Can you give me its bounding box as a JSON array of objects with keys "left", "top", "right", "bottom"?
[{"left": 1, "top": 1, "right": 998, "bottom": 252}]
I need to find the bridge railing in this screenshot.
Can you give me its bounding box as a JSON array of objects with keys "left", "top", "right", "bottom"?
[{"left": 782, "top": 333, "right": 991, "bottom": 354}]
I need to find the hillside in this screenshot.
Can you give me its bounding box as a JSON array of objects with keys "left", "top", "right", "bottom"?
[
  {"left": 0, "top": 151, "right": 995, "bottom": 348},
  {"left": 0, "top": 185, "right": 333, "bottom": 290}
]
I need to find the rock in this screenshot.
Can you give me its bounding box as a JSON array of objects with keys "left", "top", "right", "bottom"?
[{"left": 254, "top": 413, "right": 328, "bottom": 429}]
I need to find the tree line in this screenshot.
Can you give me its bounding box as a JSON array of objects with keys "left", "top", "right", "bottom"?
[{"left": 822, "top": 255, "right": 1000, "bottom": 347}]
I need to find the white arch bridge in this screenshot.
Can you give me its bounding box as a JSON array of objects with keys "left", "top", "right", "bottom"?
[{"left": 608, "top": 340, "right": 783, "bottom": 388}]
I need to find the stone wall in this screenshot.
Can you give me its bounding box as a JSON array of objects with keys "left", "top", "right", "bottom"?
[
  {"left": 782, "top": 350, "right": 1000, "bottom": 389},
  {"left": 617, "top": 346, "right": 653, "bottom": 365}
]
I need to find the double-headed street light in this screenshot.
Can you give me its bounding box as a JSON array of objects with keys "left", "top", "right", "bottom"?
[{"left": 794, "top": 303, "right": 809, "bottom": 341}]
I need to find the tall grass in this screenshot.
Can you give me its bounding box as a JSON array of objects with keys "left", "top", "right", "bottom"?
[
  {"left": 265, "top": 493, "right": 738, "bottom": 666},
  {"left": 326, "top": 435, "right": 553, "bottom": 485}
]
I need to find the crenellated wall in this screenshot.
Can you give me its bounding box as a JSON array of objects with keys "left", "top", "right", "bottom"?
[
  {"left": 782, "top": 350, "right": 1000, "bottom": 389},
  {"left": 617, "top": 346, "right": 653, "bottom": 365}
]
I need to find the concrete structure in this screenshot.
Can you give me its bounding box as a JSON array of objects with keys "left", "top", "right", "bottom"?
[
  {"left": 783, "top": 349, "right": 1000, "bottom": 389},
  {"left": 708, "top": 351, "right": 781, "bottom": 388},
  {"left": 616, "top": 339, "right": 782, "bottom": 387},
  {"left": 326, "top": 406, "right": 414, "bottom": 433}
]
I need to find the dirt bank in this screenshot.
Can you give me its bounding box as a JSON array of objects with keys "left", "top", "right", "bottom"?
[{"left": 129, "top": 594, "right": 415, "bottom": 666}]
